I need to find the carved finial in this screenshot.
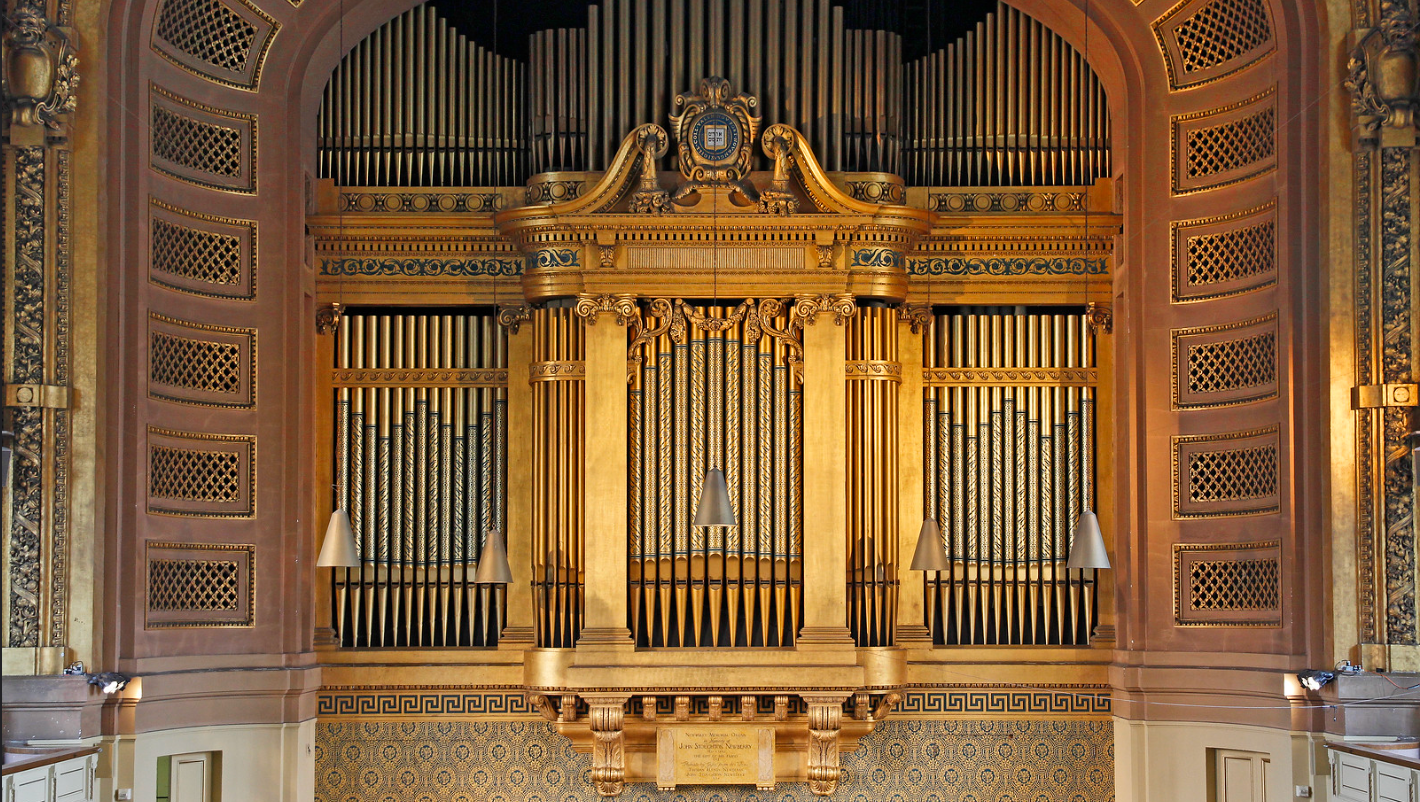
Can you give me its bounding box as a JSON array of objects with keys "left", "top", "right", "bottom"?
[
  {"left": 316, "top": 302, "right": 344, "bottom": 335},
  {"left": 628, "top": 124, "right": 674, "bottom": 214},
  {"left": 759, "top": 124, "right": 799, "bottom": 215}
]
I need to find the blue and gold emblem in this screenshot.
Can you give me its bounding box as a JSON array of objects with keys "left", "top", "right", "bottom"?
[{"left": 668, "top": 77, "right": 761, "bottom": 200}]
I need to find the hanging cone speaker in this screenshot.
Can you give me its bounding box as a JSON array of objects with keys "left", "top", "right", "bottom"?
[
  {"left": 317, "top": 508, "right": 360, "bottom": 567},
  {"left": 910, "top": 517, "right": 951, "bottom": 571},
  {"left": 692, "top": 467, "right": 737, "bottom": 527},
  {"left": 474, "top": 527, "right": 514, "bottom": 584},
  {"left": 1066, "top": 509, "right": 1111, "bottom": 570}
]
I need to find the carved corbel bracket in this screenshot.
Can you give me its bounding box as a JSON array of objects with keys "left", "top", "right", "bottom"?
[
  {"left": 802, "top": 693, "right": 848, "bottom": 797},
  {"left": 3, "top": 4, "right": 79, "bottom": 141},
  {"left": 574, "top": 293, "right": 640, "bottom": 326},
  {"left": 584, "top": 694, "right": 630, "bottom": 797},
  {"left": 792, "top": 293, "right": 858, "bottom": 327}
]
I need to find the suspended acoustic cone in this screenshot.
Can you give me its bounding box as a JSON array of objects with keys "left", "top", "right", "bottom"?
[
  {"left": 1066, "top": 509, "right": 1111, "bottom": 570},
  {"left": 474, "top": 527, "right": 513, "bottom": 584},
  {"left": 692, "top": 467, "right": 737, "bottom": 527},
  {"left": 316, "top": 508, "right": 360, "bottom": 568},
  {"left": 910, "top": 517, "right": 951, "bottom": 571}
]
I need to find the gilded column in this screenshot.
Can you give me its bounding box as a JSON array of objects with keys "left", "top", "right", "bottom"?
[
  {"left": 896, "top": 306, "right": 931, "bottom": 643},
  {"left": 574, "top": 294, "right": 636, "bottom": 646},
  {"left": 795, "top": 295, "right": 856, "bottom": 646},
  {"left": 500, "top": 307, "right": 535, "bottom": 645}
]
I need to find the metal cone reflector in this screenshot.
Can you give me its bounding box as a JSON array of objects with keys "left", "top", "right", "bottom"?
[
  {"left": 692, "top": 468, "right": 737, "bottom": 527},
  {"left": 474, "top": 527, "right": 513, "bottom": 584},
  {"left": 1066, "top": 509, "right": 1111, "bottom": 570},
  {"left": 316, "top": 508, "right": 360, "bottom": 567},
  {"left": 910, "top": 517, "right": 951, "bottom": 571}
]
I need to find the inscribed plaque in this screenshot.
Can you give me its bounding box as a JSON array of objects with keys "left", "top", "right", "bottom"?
[{"left": 656, "top": 726, "right": 775, "bottom": 790}]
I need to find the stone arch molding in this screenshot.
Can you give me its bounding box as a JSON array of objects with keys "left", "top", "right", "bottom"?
[{"left": 99, "top": 0, "right": 1323, "bottom": 708}]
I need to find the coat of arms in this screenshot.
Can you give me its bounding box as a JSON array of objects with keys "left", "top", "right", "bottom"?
[{"left": 668, "top": 77, "right": 761, "bottom": 201}]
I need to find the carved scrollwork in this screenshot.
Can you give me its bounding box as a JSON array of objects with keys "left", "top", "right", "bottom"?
[
  {"left": 315, "top": 302, "right": 343, "bottom": 335},
  {"left": 627, "top": 297, "right": 805, "bottom": 382},
  {"left": 1085, "top": 302, "right": 1114, "bottom": 334},
  {"left": 898, "top": 303, "right": 933, "bottom": 334},
  {"left": 497, "top": 304, "right": 533, "bottom": 334},
  {"left": 574, "top": 293, "right": 640, "bottom": 326}
]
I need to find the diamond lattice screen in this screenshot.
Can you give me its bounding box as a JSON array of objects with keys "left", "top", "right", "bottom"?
[
  {"left": 1186, "top": 107, "right": 1275, "bottom": 179},
  {"left": 1187, "top": 445, "right": 1278, "bottom": 503},
  {"left": 1173, "top": 0, "right": 1272, "bottom": 75},
  {"left": 150, "top": 331, "right": 242, "bottom": 394},
  {"left": 151, "top": 218, "right": 242, "bottom": 286},
  {"left": 148, "top": 559, "right": 241, "bottom": 611},
  {"left": 149, "top": 446, "right": 241, "bottom": 502},
  {"left": 1186, "top": 332, "right": 1277, "bottom": 394},
  {"left": 151, "top": 106, "right": 243, "bottom": 178},
  {"left": 1187, "top": 220, "right": 1276, "bottom": 286},
  {"left": 1189, "top": 557, "right": 1280, "bottom": 610},
  {"left": 154, "top": 0, "right": 257, "bottom": 74}
]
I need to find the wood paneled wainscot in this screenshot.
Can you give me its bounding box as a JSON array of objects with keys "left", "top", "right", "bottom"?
[{"left": 1329, "top": 742, "right": 1420, "bottom": 802}]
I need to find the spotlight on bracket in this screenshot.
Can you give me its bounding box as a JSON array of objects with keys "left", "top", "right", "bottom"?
[{"left": 1297, "top": 669, "right": 1335, "bottom": 692}]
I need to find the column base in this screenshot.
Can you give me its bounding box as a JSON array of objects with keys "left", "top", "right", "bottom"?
[
  {"left": 576, "top": 628, "right": 636, "bottom": 647},
  {"left": 894, "top": 624, "right": 932, "bottom": 645},
  {"left": 497, "top": 626, "right": 535, "bottom": 650},
  {"left": 795, "top": 626, "right": 856, "bottom": 648}
]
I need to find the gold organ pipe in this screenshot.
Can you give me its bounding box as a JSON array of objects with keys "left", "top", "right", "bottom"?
[
  {"left": 925, "top": 308, "right": 1097, "bottom": 646},
  {"left": 330, "top": 311, "right": 506, "bottom": 648}
]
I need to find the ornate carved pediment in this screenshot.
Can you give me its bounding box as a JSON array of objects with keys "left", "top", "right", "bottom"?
[{"left": 667, "top": 76, "right": 762, "bottom": 202}]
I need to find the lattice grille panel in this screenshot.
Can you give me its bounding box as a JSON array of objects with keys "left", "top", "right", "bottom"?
[
  {"left": 150, "top": 446, "right": 241, "bottom": 502},
  {"left": 148, "top": 559, "right": 241, "bottom": 611},
  {"left": 1189, "top": 558, "right": 1279, "bottom": 610},
  {"left": 151, "top": 106, "right": 242, "bottom": 177},
  {"left": 150, "top": 331, "right": 241, "bottom": 394},
  {"left": 1188, "top": 445, "right": 1278, "bottom": 503},
  {"left": 1186, "top": 107, "right": 1275, "bottom": 179},
  {"left": 155, "top": 0, "right": 257, "bottom": 74},
  {"left": 1187, "top": 220, "right": 1275, "bottom": 286},
  {"left": 1174, "top": 0, "right": 1272, "bottom": 75},
  {"left": 151, "top": 218, "right": 242, "bottom": 286},
  {"left": 1187, "top": 332, "right": 1276, "bottom": 394}
]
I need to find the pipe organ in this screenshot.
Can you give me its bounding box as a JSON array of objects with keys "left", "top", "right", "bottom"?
[
  {"left": 330, "top": 311, "right": 507, "bottom": 647},
  {"left": 311, "top": 5, "right": 1119, "bottom": 788},
  {"left": 318, "top": 0, "right": 1107, "bottom": 183}
]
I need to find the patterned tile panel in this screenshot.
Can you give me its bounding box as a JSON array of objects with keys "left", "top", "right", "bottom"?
[{"left": 315, "top": 719, "right": 1114, "bottom": 802}]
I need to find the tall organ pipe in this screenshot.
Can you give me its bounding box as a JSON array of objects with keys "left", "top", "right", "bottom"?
[
  {"left": 318, "top": 4, "right": 528, "bottom": 187},
  {"left": 904, "top": 2, "right": 1110, "bottom": 187}
]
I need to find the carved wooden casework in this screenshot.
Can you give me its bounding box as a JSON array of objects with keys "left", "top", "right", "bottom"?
[{"left": 307, "top": 77, "right": 1118, "bottom": 796}]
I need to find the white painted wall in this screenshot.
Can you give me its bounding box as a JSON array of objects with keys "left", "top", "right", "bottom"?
[{"left": 1115, "top": 719, "right": 1328, "bottom": 802}]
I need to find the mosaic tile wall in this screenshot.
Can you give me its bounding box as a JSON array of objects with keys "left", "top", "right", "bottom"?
[{"left": 315, "top": 717, "right": 1114, "bottom": 802}]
